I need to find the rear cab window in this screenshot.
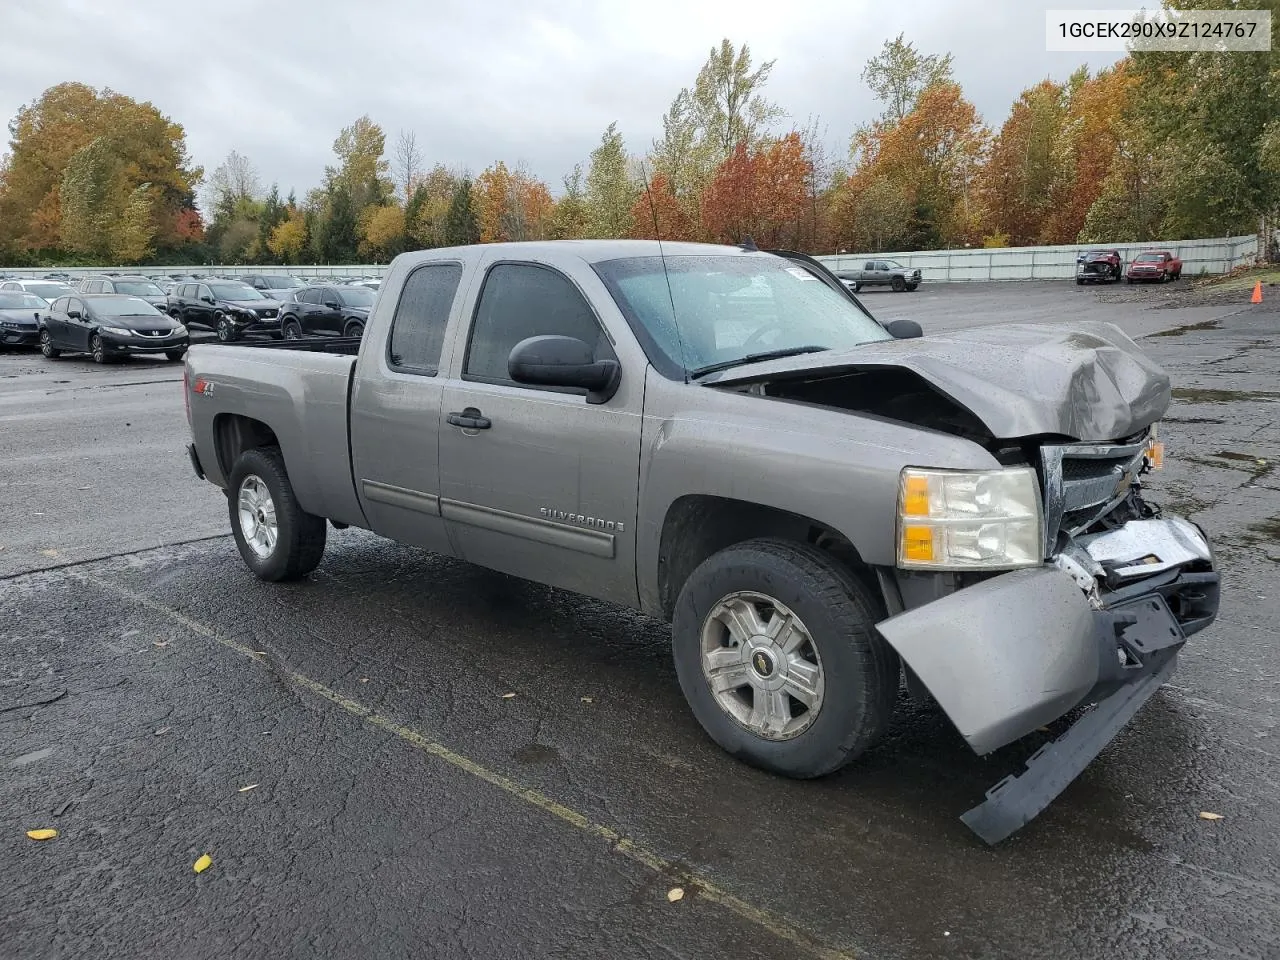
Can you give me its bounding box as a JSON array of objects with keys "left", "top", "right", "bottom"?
[{"left": 386, "top": 263, "right": 464, "bottom": 376}]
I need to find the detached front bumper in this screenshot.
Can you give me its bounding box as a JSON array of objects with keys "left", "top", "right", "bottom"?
[{"left": 877, "top": 514, "right": 1219, "bottom": 843}]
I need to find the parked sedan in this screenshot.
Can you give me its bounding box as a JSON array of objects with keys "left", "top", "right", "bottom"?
[
  {"left": 0, "top": 291, "right": 48, "bottom": 347},
  {"left": 278, "top": 284, "right": 374, "bottom": 339},
  {"left": 167, "top": 280, "right": 282, "bottom": 342},
  {"left": 1126, "top": 251, "right": 1182, "bottom": 283},
  {"left": 0, "top": 278, "right": 76, "bottom": 301},
  {"left": 40, "top": 294, "right": 188, "bottom": 363}
]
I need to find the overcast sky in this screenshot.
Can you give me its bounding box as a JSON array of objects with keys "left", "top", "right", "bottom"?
[{"left": 1, "top": 0, "right": 1131, "bottom": 204}]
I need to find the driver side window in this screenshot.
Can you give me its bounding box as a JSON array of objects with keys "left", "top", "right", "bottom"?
[{"left": 464, "top": 263, "right": 614, "bottom": 389}]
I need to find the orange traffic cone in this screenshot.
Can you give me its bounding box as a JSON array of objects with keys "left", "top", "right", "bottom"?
[{"left": 1252, "top": 280, "right": 1263, "bottom": 304}]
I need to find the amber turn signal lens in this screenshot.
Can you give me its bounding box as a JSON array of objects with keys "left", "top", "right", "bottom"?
[
  {"left": 902, "top": 475, "right": 930, "bottom": 515},
  {"left": 901, "top": 525, "right": 934, "bottom": 562}
]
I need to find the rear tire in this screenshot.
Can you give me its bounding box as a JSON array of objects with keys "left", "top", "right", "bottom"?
[
  {"left": 671, "top": 538, "right": 899, "bottom": 779},
  {"left": 39, "top": 329, "right": 61, "bottom": 358},
  {"left": 227, "top": 447, "right": 327, "bottom": 582}
]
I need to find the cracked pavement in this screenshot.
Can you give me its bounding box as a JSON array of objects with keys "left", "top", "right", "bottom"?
[{"left": 2, "top": 280, "right": 1279, "bottom": 960}]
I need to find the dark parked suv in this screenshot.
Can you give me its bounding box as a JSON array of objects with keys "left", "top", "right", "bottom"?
[
  {"left": 167, "top": 280, "right": 282, "bottom": 342},
  {"left": 78, "top": 275, "right": 170, "bottom": 313},
  {"left": 277, "top": 284, "right": 374, "bottom": 339}
]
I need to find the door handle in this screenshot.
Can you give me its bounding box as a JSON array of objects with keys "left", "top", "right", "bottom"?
[{"left": 447, "top": 407, "right": 491, "bottom": 430}]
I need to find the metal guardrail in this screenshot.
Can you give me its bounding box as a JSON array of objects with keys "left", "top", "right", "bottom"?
[{"left": 0, "top": 234, "right": 1260, "bottom": 283}]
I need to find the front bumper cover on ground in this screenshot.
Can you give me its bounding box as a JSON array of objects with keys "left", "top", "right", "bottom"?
[{"left": 877, "top": 515, "right": 1219, "bottom": 844}]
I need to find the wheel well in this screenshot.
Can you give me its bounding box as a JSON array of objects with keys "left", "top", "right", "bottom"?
[
  {"left": 214, "top": 414, "right": 279, "bottom": 478},
  {"left": 656, "top": 495, "right": 878, "bottom": 619}
]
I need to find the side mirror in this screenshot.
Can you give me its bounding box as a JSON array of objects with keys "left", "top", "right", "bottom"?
[
  {"left": 884, "top": 318, "right": 922, "bottom": 339},
  {"left": 201, "top": 295, "right": 215, "bottom": 304},
  {"left": 324, "top": 301, "right": 340, "bottom": 309},
  {"left": 508, "top": 335, "right": 621, "bottom": 404},
  {"left": 67, "top": 309, "right": 82, "bottom": 319}
]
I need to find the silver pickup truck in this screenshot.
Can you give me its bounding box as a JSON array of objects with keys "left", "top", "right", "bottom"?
[
  {"left": 836, "top": 258, "right": 921, "bottom": 292},
  {"left": 183, "top": 240, "right": 1219, "bottom": 843}
]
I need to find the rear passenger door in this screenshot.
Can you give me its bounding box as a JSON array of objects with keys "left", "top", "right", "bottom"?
[
  {"left": 435, "top": 258, "right": 643, "bottom": 607},
  {"left": 349, "top": 260, "right": 469, "bottom": 556}
]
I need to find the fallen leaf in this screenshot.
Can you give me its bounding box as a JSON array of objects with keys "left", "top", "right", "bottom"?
[
  {"left": 581, "top": 697, "right": 594, "bottom": 703},
  {"left": 667, "top": 887, "right": 684, "bottom": 902},
  {"left": 1199, "top": 811, "right": 1224, "bottom": 821},
  {"left": 501, "top": 692, "right": 517, "bottom": 699},
  {"left": 193, "top": 854, "right": 212, "bottom": 873},
  {"left": 26, "top": 829, "right": 58, "bottom": 841},
  {"left": 238, "top": 784, "right": 259, "bottom": 793},
  {"left": 153, "top": 641, "right": 169, "bottom": 648},
  {"left": 39, "top": 549, "right": 58, "bottom": 557},
  {"left": 154, "top": 727, "right": 171, "bottom": 736},
  {"left": 359, "top": 678, "right": 369, "bottom": 683},
  {"left": 254, "top": 651, "right": 267, "bottom": 656}
]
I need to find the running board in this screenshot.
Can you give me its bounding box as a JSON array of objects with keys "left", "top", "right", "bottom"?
[{"left": 960, "top": 652, "right": 1178, "bottom": 845}]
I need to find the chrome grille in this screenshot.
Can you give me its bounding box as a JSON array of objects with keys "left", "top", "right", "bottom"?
[{"left": 1040, "top": 431, "right": 1151, "bottom": 557}]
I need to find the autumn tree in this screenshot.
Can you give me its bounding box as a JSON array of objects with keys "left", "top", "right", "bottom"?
[
  {"left": 700, "top": 134, "right": 811, "bottom": 247},
  {"left": 978, "top": 80, "right": 1069, "bottom": 245},
  {"left": 649, "top": 39, "right": 784, "bottom": 216},
  {"left": 585, "top": 122, "right": 636, "bottom": 238},
  {"left": 840, "top": 82, "right": 988, "bottom": 249},
  {"left": 58, "top": 138, "right": 121, "bottom": 259},
  {"left": 326, "top": 116, "right": 393, "bottom": 216},
  {"left": 0, "top": 82, "right": 202, "bottom": 260},
  {"left": 444, "top": 179, "right": 480, "bottom": 246},
  {"left": 548, "top": 165, "right": 590, "bottom": 239},
  {"left": 629, "top": 173, "right": 696, "bottom": 240},
  {"left": 408, "top": 165, "right": 462, "bottom": 248},
  {"left": 206, "top": 149, "right": 261, "bottom": 221},
  {"left": 393, "top": 129, "right": 424, "bottom": 201},
  {"left": 861, "top": 34, "right": 954, "bottom": 125},
  {"left": 268, "top": 211, "right": 308, "bottom": 263},
  {"left": 362, "top": 204, "right": 407, "bottom": 259}
]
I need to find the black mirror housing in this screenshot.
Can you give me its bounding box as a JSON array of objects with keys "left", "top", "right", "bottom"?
[
  {"left": 67, "top": 310, "right": 81, "bottom": 319},
  {"left": 508, "top": 335, "right": 620, "bottom": 404},
  {"left": 884, "top": 318, "right": 923, "bottom": 339},
  {"left": 324, "top": 301, "right": 340, "bottom": 309}
]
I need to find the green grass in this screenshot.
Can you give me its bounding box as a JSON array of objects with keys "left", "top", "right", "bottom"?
[{"left": 1194, "top": 266, "right": 1280, "bottom": 292}]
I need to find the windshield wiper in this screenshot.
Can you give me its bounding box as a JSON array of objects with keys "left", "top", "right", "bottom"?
[{"left": 689, "top": 345, "right": 829, "bottom": 380}]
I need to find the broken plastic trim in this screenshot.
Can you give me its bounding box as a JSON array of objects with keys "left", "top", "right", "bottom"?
[{"left": 961, "top": 647, "right": 1178, "bottom": 845}]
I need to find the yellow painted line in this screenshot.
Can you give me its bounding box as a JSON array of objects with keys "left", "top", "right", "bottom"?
[{"left": 76, "top": 572, "right": 856, "bottom": 960}]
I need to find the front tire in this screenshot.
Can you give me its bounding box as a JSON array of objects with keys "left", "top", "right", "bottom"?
[
  {"left": 343, "top": 320, "right": 364, "bottom": 338},
  {"left": 39, "top": 330, "right": 61, "bottom": 358},
  {"left": 216, "top": 314, "right": 238, "bottom": 343},
  {"left": 165, "top": 348, "right": 186, "bottom": 362},
  {"left": 282, "top": 319, "right": 303, "bottom": 340},
  {"left": 891, "top": 276, "right": 906, "bottom": 292},
  {"left": 905, "top": 283, "right": 919, "bottom": 292},
  {"left": 227, "top": 447, "right": 327, "bottom": 582},
  {"left": 672, "top": 538, "right": 898, "bottom": 779},
  {"left": 90, "top": 333, "right": 107, "bottom": 364}
]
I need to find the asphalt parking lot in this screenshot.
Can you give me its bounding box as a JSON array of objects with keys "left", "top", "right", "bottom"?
[{"left": 3, "top": 280, "right": 1279, "bottom": 960}]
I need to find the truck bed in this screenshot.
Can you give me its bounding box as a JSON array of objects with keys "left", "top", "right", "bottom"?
[
  {"left": 217, "top": 336, "right": 363, "bottom": 355},
  {"left": 185, "top": 342, "right": 365, "bottom": 526}
]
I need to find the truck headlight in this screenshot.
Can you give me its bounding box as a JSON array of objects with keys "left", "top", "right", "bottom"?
[
  {"left": 102, "top": 326, "right": 132, "bottom": 337},
  {"left": 896, "top": 467, "right": 1043, "bottom": 570}
]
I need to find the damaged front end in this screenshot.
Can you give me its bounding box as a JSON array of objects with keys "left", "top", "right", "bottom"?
[{"left": 878, "top": 428, "right": 1220, "bottom": 844}]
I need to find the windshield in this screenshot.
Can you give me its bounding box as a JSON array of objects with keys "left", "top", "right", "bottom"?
[
  {"left": 0, "top": 292, "right": 48, "bottom": 309},
  {"left": 209, "top": 283, "right": 263, "bottom": 300},
  {"left": 593, "top": 255, "right": 893, "bottom": 378},
  {"left": 259, "top": 276, "right": 302, "bottom": 289},
  {"left": 882, "top": 260, "right": 905, "bottom": 269},
  {"left": 337, "top": 286, "right": 375, "bottom": 307},
  {"left": 91, "top": 297, "right": 161, "bottom": 317},
  {"left": 1135, "top": 254, "right": 1162, "bottom": 262},
  {"left": 24, "top": 282, "right": 72, "bottom": 299},
  {"left": 115, "top": 280, "right": 165, "bottom": 296}
]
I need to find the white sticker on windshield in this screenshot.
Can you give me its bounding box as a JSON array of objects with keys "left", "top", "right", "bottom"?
[{"left": 785, "top": 267, "right": 817, "bottom": 281}]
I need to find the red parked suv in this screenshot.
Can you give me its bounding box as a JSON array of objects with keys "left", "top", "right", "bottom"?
[{"left": 1126, "top": 251, "right": 1182, "bottom": 283}]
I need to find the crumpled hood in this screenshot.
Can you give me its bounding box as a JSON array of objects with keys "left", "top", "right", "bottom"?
[
  {"left": 701, "top": 320, "right": 1171, "bottom": 442},
  {"left": 0, "top": 308, "right": 40, "bottom": 325}
]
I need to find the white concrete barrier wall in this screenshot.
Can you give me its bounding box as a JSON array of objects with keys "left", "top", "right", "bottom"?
[
  {"left": 0, "top": 233, "right": 1259, "bottom": 282},
  {"left": 816, "top": 234, "right": 1258, "bottom": 282}
]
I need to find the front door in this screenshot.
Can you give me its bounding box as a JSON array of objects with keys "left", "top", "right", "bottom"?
[
  {"left": 65, "top": 297, "right": 92, "bottom": 351},
  {"left": 437, "top": 260, "right": 642, "bottom": 608},
  {"left": 350, "top": 260, "right": 469, "bottom": 556}
]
